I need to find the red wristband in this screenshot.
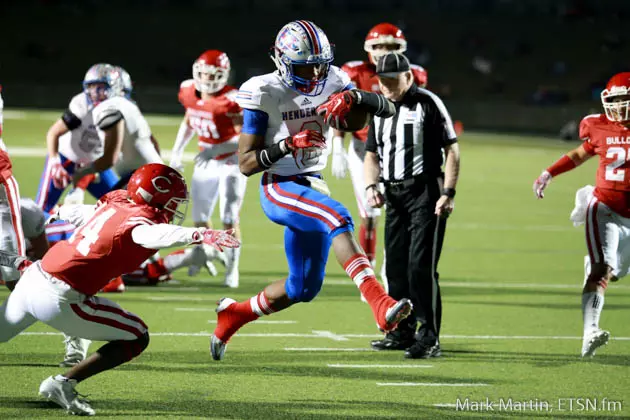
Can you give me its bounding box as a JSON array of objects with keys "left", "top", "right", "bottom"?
[{"left": 547, "top": 155, "right": 576, "bottom": 177}]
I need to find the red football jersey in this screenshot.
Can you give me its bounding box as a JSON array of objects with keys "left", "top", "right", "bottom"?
[
  {"left": 341, "top": 60, "right": 428, "bottom": 141},
  {"left": 0, "top": 150, "right": 12, "bottom": 182},
  {"left": 580, "top": 113, "right": 630, "bottom": 217},
  {"left": 41, "top": 190, "right": 169, "bottom": 295},
  {"left": 178, "top": 79, "right": 241, "bottom": 158}
]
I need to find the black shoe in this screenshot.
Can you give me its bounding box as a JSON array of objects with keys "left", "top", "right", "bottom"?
[
  {"left": 404, "top": 339, "right": 441, "bottom": 359},
  {"left": 371, "top": 331, "right": 415, "bottom": 351}
]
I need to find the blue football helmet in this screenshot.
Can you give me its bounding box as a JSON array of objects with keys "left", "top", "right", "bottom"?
[
  {"left": 270, "top": 20, "right": 334, "bottom": 96},
  {"left": 82, "top": 63, "right": 116, "bottom": 106}
]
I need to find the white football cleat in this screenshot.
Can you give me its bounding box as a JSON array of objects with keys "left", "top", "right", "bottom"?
[
  {"left": 39, "top": 376, "right": 95, "bottom": 416},
  {"left": 60, "top": 336, "right": 91, "bottom": 367},
  {"left": 224, "top": 270, "right": 239, "bottom": 288},
  {"left": 203, "top": 244, "right": 228, "bottom": 267},
  {"left": 581, "top": 329, "right": 610, "bottom": 358}
]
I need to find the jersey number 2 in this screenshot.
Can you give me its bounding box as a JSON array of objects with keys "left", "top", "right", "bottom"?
[
  {"left": 69, "top": 208, "right": 117, "bottom": 256},
  {"left": 606, "top": 147, "right": 628, "bottom": 181}
]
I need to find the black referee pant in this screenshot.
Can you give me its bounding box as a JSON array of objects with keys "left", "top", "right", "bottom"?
[{"left": 384, "top": 174, "right": 446, "bottom": 341}]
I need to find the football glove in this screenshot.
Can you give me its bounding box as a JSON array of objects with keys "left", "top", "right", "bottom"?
[
  {"left": 316, "top": 91, "right": 355, "bottom": 129},
  {"left": 533, "top": 170, "right": 552, "bottom": 199},
  {"left": 284, "top": 130, "right": 326, "bottom": 153},
  {"left": 50, "top": 156, "right": 71, "bottom": 189},
  {"left": 200, "top": 228, "right": 240, "bottom": 252}
]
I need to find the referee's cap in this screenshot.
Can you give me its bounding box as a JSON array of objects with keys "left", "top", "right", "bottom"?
[{"left": 376, "top": 52, "right": 410, "bottom": 78}]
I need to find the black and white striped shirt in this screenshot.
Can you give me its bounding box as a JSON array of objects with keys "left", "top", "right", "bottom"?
[{"left": 365, "top": 84, "right": 457, "bottom": 182}]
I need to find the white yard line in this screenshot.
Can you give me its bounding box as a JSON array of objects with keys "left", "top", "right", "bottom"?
[
  {"left": 207, "top": 320, "right": 297, "bottom": 324},
  {"left": 323, "top": 279, "right": 630, "bottom": 290},
  {"left": 285, "top": 348, "right": 375, "bottom": 352},
  {"left": 377, "top": 382, "right": 488, "bottom": 387},
  {"left": 312, "top": 330, "right": 349, "bottom": 341},
  {"left": 16, "top": 331, "right": 630, "bottom": 341},
  {"left": 328, "top": 364, "right": 433, "bottom": 369},
  {"left": 5, "top": 146, "right": 196, "bottom": 162}
]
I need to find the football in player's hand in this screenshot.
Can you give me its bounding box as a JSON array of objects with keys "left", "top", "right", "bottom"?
[
  {"left": 338, "top": 107, "right": 372, "bottom": 132},
  {"left": 317, "top": 91, "right": 372, "bottom": 132}
]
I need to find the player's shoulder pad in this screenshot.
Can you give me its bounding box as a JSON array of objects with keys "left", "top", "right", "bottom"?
[
  {"left": 328, "top": 65, "right": 353, "bottom": 91},
  {"left": 235, "top": 74, "right": 279, "bottom": 112},
  {"left": 68, "top": 93, "right": 89, "bottom": 117},
  {"left": 178, "top": 79, "right": 195, "bottom": 105},
  {"left": 579, "top": 113, "right": 604, "bottom": 140},
  {"left": 343, "top": 60, "right": 365, "bottom": 70}
]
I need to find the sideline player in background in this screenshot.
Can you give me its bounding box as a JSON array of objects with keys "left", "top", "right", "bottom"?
[
  {"left": 169, "top": 50, "right": 245, "bottom": 288},
  {"left": 209, "top": 20, "right": 412, "bottom": 361},
  {"left": 71, "top": 67, "right": 162, "bottom": 188},
  {"left": 533, "top": 72, "right": 630, "bottom": 357},
  {"left": 0, "top": 163, "right": 239, "bottom": 416},
  {"left": 330, "top": 23, "right": 427, "bottom": 269},
  {"left": 0, "top": 86, "right": 26, "bottom": 290},
  {"left": 36, "top": 64, "right": 120, "bottom": 213}
]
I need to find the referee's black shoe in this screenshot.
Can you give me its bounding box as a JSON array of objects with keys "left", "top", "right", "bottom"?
[
  {"left": 404, "top": 338, "right": 441, "bottom": 359},
  {"left": 371, "top": 330, "right": 416, "bottom": 351}
]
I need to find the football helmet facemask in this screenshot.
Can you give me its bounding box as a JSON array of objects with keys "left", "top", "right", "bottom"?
[
  {"left": 127, "top": 163, "right": 189, "bottom": 225},
  {"left": 270, "top": 20, "right": 334, "bottom": 97},
  {"left": 193, "top": 50, "right": 231, "bottom": 94},
  {"left": 83, "top": 63, "right": 117, "bottom": 106},
  {"left": 602, "top": 72, "right": 630, "bottom": 123}
]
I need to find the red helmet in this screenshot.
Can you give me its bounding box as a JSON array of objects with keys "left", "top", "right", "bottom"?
[
  {"left": 127, "top": 163, "right": 189, "bottom": 224},
  {"left": 364, "top": 23, "right": 407, "bottom": 65},
  {"left": 602, "top": 72, "right": 630, "bottom": 123},
  {"left": 193, "top": 50, "right": 231, "bottom": 94}
]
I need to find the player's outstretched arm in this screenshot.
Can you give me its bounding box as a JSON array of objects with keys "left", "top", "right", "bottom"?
[
  {"left": 533, "top": 144, "right": 593, "bottom": 199},
  {"left": 131, "top": 224, "right": 240, "bottom": 251}
]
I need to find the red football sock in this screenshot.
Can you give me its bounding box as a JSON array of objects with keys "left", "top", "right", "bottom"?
[
  {"left": 359, "top": 224, "right": 377, "bottom": 266},
  {"left": 215, "top": 292, "right": 274, "bottom": 342}
]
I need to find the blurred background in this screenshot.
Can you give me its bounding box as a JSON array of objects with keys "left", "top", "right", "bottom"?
[{"left": 1, "top": 0, "right": 628, "bottom": 135}]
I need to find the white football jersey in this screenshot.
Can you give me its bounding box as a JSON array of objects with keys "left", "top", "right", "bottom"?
[
  {"left": 236, "top": 66, "right": 352, "bottom": 176},
  {"left": 92, "top": 97, "right": 162, "bottom": 177},
  {"left": 58, "top": 93, "right": 104, "bottom": 164},
  {"left": 20, "top": 198, "right": 46, "bottom": 239}
]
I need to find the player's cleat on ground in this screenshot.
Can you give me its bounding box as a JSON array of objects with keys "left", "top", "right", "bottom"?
[
  {"left": 371, "top": 330, "right": 416, "bottom": 351},
  {"left": 404, "top": 339, "right": 441, "bottom": 359},
  {"left": 210, "top": 334, "right": 227, "bottom": 361},
  {"left": 379, "top": 298, "right": 412, "bottom": 332},
  {"left": 210, "top": 297, "right": 237, "bottom": 360},
  {"left": 39, "top": 376, "right": 95, "bottom": 416},
  {"left": 99, "top": 276, "right": 125, "bottom": 293},
  {"left": 59, "top": 336, "right": 91, "bottom": 367},
  {"left": 581, "top": 329, "right": 610, "bottom": 358}
]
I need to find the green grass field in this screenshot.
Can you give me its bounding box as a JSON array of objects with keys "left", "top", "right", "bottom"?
[{"left": 1, "top": 109, "right": 629, "bottom": 419}]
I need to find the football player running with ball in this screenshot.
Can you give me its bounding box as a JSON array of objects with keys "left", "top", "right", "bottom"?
[
  {"left": 534, "top": 72, "right": 630, "bottom": 358},
  {"left": 209, "top": 20, "right": 412, "bottom": 361},
  {"left": 169, "top": 50, "right": 246, "bottom": 288},
  {"left": 0, "top": 163, "right": 239, "bottom": 416},
  {"left": 330, "top": 23, "right": 427, "bottom": 269}
]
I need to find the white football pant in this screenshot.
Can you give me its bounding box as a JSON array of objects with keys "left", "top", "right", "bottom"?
[
  {"left": 191, "top": 154, "right": 246, "bottom": 226},
  {"left": 0, "top": 262, "right": 147, "bottom": 343},
  {"left": 0, "top": 175, "right": 25, "bottom": 282}
]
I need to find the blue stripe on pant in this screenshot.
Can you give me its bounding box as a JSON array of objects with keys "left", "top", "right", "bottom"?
[
  {"left": 35, "top": 154, "right": 119, "bottom": 212},
  {"left": 260, "top": 173, "right": 354, "bottom": 302}
]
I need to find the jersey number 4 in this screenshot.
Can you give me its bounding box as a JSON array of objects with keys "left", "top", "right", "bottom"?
[
  {"left": 69, "top": 208, "right": 117, "bottom": 256},
  {"left": 606, "top": 147, "right": 630, "bottom": 181}
]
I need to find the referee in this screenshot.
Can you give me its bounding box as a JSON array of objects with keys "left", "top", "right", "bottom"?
[{"left": 364, "top": 52, "right": 460, "bottom": 359}]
